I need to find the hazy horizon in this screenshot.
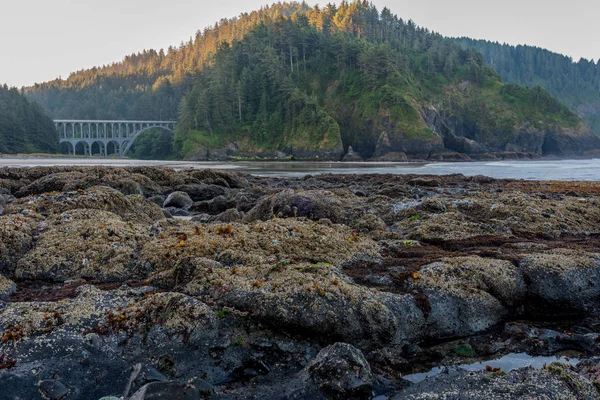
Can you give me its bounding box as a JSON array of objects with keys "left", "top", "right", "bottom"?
[{"left": 2, "top": 0, "right": 598, "bottom": 87}]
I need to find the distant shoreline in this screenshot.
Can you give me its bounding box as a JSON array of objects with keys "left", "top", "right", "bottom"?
[{"left": 1, "top": 152, "right": 599, "bottom": 164}]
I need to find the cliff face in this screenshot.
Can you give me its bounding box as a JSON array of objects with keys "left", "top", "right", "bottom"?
[
  {"left": 358, "top": 81, "right": 600, "bottom": 161},
  {"left": 186, "top": 92, "right": 600, "bottom": 162},
  {"left": 183, "top": 131, "right": 345, "bottom": 161},
  {"left": 416, "top": 106, "right": 600, "bottom": 159}
]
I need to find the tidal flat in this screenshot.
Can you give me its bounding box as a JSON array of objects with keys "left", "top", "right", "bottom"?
[{"left": 0, "top": 166, "right": 599, "bottom": 399}]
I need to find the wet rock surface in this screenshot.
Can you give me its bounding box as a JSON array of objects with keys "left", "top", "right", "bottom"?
[{"left": 0, "top": 166, "right": 599, "bottom": 399}]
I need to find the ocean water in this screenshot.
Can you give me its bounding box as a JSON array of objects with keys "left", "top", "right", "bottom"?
[
  {"left": 2, "top": 157, "right": 600, "bottom": 181},
  {"left": 403, "top": 352, "right": 579, "bottom": 383}
]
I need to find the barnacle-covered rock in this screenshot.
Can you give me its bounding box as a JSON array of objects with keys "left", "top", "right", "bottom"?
[
  {"left": 408, "top": 256, "right": 526, "bottom": 338},
  {"left": 243, "top": 189, "right": 347, "bottom": 224},
  {"left": 6, "top": 186, "right": 164, "bottom": 223},
  {"left": 0, "top": 274, "right": 16, "bottom": 299},
  {"left": 520, "top": 249, "right": 600, "bottom": 312},
  {"left": 15, "top": 209, "right": 150, "bottom": 282},
  {"left": 0, "top": 214, "right": 37, "bottom": 272}
]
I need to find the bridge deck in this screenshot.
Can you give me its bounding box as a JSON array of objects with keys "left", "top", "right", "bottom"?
[{"left": 54, "top": 120, "right": 177, "bottom": 124}]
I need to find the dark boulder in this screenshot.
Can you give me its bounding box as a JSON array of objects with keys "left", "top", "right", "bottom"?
[
  {"left": 189, "top": 195, "right": 231, "bottom": 215},
  {"left": 215, "top": 208, "right": 243, "bottom": 222},
  {"left": 38, "top": 379, "right": 70, "bottom": 400},
  {"left": 129, "top": 381, "right": 199, "bottom": 400},
  {"left": 306, "top": 343, "right": 374, "bottom": 399},
  {"left": 185, "top": 169, "right": 247, "bottom": 189},
  {"left": 243, "top": 189, "right": 346, "bottom": 224},
  {"left": 174, "top": 184, "right": 230, "bottom": 202},
  {"left": 123, "top": 363, "right": 169, "bottom": 398},
  {"left": 163, "top": 191, "right": 193, "bottom": 209},
  {"left": 165, "top": 207, "right": 192, "bottom": 217},
  {"left": 519, "top": 249, "right": 600, "bottom": 313}
]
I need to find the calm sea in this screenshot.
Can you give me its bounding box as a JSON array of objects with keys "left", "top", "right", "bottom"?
[{"left": 1, "top": 157, "right": 600, "bottom": 181}]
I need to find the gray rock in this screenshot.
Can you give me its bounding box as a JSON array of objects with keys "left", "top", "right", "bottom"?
[
  {"left": 342, "top": 146, "right": 363, "bottom": 162},
  {"left": 214, "top": 208, "right": 242, "bottom": 222},
  {"left": 38, "top": 379, "right": 70, "bottom": 399},
  {"left": 243, "top": 189, "right": 346, "bottom": 224},
  {"left": 394, "top": 362, "right": 599, "bottom": 399},
  {"left": 129, "top": 381, "right": 199, "bottom": 400},
  {"left": 165, "top": 207, "right": 192, "bottom": 217},
  {"left": 190, "top": 213, "right": 212, "bottom": 223},
  {"left": 423, "top": 289, "right": 506, "bottom": 339},
  {"left": 520, "top": 249, "right": 600, "bottom": 312},
  {"left": 407, "top": 177, "right": 440, "bottom": 187},
  {"left": 123, "top": 363, "right": 169, "bottom": 397},
  {"left": 353, "top": 214, "right": 387, "bottom": 232},
  {"left": 185, "top": 169, "right": 246, "bottom": 189},
  {"left": 149, "top": 195, "right": 165, "bottom": 206},
  {"left": 174, "top": 184, "right": 230, "bottom": 202},
  {"left": 16, "top": 171, "right": 93, "bottom": 196},
  {"left": 0, "top": 274, "right": 17, "bottom": 299},
  {"left": 370, "top": 151, "right": 409, "bottom": 162},
  {"left": 365, "top": 274, "right": 393, "bottom": 286},
  {"left": 306, "top": 343, "right": 373, "bottom": 399},
  {"left": 163, "top": 191, "right": 193, "bottom": 209},
  {"left": 189, "top": 195, "right": 230, "bottom": 215},
  {"left": 404, "top": 256, "right": 527, "bottom": 339}
]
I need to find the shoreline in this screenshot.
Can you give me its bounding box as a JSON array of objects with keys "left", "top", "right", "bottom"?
[
  {"left": 2, "top": 155, "right": 600, "bottom": 182},
  {"left": 2, "top": 150, "right": 600, "bottom": 163}
]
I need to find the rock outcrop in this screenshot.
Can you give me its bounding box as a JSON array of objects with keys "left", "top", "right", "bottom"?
[{"left": 0, "top": 167, "right": 599, "bottom": 399}]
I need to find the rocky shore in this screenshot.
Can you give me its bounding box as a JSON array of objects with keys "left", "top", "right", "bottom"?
[{"left": 0, "top": 166, "right": 599, "bottom": 399}]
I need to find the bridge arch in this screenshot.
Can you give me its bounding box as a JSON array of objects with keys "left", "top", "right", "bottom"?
[
  {"left": 59, "top": 141, "right": 74, "bottom": 155},
  {"left": 106, "top": 140, "right": 121, "bottom": 156},
  {"left": 90, "top": 141, "right": 106, "bottom": 156},
  {"left": 74, "top": 141, "right": 88, "bottom": 156},
  {"left": 121, "top": 126, "right": 175, "bottom": 156}
]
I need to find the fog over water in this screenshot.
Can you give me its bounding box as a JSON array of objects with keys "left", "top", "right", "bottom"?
[{"left": 2, "top": 157, "right": 600, "bottom": 181}]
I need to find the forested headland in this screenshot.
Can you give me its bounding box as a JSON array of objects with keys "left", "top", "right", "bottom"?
[
  {"left": 458, "top": 38, "right": 600, "bottom": 135},
  {"left": 0, "top": 85, "right": 58, "bottom": 154},
  {"left": 23, "top": 1, "right": 600, "bottom": 160}
]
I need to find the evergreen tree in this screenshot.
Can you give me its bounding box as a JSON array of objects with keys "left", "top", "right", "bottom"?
[{"left": 0, "top": 85, "right": 57, "bottom": 154}]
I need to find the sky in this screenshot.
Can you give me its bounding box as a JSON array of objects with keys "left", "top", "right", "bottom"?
[{"left": 1, "top": 0, "right": 598, "bottom": 87}]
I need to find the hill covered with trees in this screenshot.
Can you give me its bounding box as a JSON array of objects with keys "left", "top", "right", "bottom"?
[
  {"left": 457, "top": 38, "right": 600, "bottom": 135},
  {"left": 24, "top": 2, "right": 309, "bottom": 123},
  {"left": 0, "top": 85, "right": 57, "bottom": 154},
  {"left": 25, "top": 1, "right": 599, "bottom": 160}
]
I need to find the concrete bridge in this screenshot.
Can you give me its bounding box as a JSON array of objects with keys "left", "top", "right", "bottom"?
[{"left": 55, "top": 120, "right": 177, "bottom": 156}]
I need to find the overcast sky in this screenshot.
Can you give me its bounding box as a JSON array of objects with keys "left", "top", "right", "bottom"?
[{"left": 1, "top": 0, "right": 598, "bottom": 87}]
